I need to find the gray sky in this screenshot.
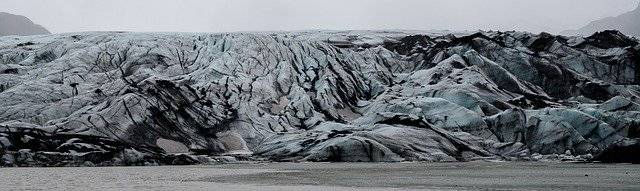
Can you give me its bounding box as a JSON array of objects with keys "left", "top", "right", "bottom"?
[{"left": 1, "top": 0, "right": 639, "bottom": 33}]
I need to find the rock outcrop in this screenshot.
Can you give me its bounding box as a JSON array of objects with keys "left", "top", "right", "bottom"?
[
  {"left": 0, "top": 12, "right": 50, "bottom": 37},
  {"left": 1, "top": 30, "right": 639, "bottom": 166}
]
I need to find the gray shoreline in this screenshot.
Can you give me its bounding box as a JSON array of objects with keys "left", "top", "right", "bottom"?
[{"left": 1, "top": 162, "right": 639, "bottom": 191}]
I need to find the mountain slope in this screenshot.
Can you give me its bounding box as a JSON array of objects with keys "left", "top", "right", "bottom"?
[
  {"left": 567, "top": 4, "right": 640, "bottom": 37},
  {"left": 0, "top": 30, "right": 639, "bottom": 166},
  {"left": 0, "top": 12, "right": 50, "bottom": 36}
]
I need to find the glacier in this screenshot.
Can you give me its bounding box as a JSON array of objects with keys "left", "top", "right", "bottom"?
[{"left": 0, "top": 30, "right": 639, "bottom": 166}]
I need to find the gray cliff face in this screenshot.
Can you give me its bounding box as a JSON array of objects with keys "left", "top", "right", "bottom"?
[
  {"left": 0, "top": 30, "right": 639, "bottom": 166},
  {"left": 567, "top": 4, "right": 640, "bottom": 37},
  {"left": 0, "top": 12, "right": 50, "bottom": 37}
]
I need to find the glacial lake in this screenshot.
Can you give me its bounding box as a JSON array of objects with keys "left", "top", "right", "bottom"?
[{"left": 1, "top": 162, "right": 639, "bottom": 191}]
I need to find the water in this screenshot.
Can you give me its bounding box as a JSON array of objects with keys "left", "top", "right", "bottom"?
[{"left": 1, "top": 162, "right": 639, "bottom": 191}]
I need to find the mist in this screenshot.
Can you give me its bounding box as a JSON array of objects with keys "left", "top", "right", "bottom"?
[{"left": 1, "top": 0, "right": 638, "bottom": 33}]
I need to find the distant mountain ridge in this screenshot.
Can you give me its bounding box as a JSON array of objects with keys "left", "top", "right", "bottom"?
[
  {"left": 0, "top": 12, "right": 50, "bottom": 36},
  {"left": 566, "top": 3, "right": 640, "bottom": 37}
]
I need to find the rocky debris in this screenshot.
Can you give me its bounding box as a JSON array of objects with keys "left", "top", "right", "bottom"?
[
  {"left": 528, "top": 152, "right": 594, "bottom": 163},
  {"left": 0, "top": 126, "right": 157, "bottom": 167},
  {"left": 0, "top": 125, "right": 252, "bottom": 167},
  {"left": 156, "top": 138, "right": 190, "bottom": 154},
  {"left": 1, "top": 30, "right": 639, "bottom": 166}
]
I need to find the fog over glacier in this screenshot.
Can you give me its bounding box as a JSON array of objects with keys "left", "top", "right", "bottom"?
[{"left": 1, "top": 0, "right": 638, "bottom": 33}]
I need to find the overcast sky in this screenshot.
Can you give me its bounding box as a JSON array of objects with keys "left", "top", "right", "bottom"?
[{"left": 1, "top": 0, "right": 638, "bottom": 33}]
